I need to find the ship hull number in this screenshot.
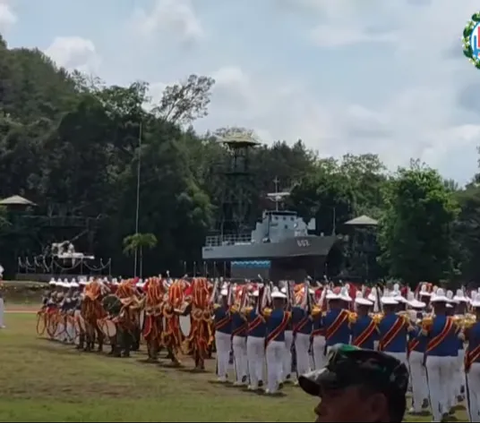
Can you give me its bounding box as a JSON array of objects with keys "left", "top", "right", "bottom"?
[{"left": 297, "top": 239, "right": 310, "bottom": 247}]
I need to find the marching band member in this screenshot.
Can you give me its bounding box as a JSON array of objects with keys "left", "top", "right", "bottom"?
[
  {"left": 421, "top": 288, "right": 458, "bottom": 422},
  {"left": 377, "top": 292, "right": 410, "bottom": 367},
  {"left": 213, "top": 288, "right": 232, "bottom": 383},
  {"left": 405, "top": 293, "right": 429, "bottom": 415},
  {"left": 291, "top": 285, "right": 313, "bottom": 382},
  {"left": 280, "top": 284, "right": 294, "bottom": 383},
  {"left": 465, "top": 293, "right": 480, "bottom": 422},
  {"left": 323, "top": 287, "right": 352, "bottom": 354},
  {"left": 310, "top": 294, "right": 325, "bottom": 370},
  {"left": 453, "top": 289, "right": 469, "bottom": 403},
  {"left": 244, "top": 290, "right": 266, "bottom": 391},
  {"left": 350, "top": 292, "right": 377, "bottom": 349},
  {"left": 264, "top": 287, "right": 290, "bottom": 395},
  {"left": 231, "top": 289, "right": 248, "bottom": 386}
]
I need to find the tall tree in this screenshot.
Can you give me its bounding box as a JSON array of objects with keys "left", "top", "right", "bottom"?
[{"left": 378, "top": 163, "right": 459, "bottom": 284}]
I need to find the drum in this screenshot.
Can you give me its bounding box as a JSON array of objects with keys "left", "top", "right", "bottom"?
[
  {"left": 98, "top": 318, "right": 117, "bottom": 338},
  {"left": 179, "top": 315, "right": 191, "bottom": 337}
]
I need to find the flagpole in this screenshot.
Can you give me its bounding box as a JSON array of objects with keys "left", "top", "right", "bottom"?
[{"left": 133, "top": 122, "right": 142, "bottom": 277}]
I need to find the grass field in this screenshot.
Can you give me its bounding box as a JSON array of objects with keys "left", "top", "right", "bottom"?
[{"left": 0, "top": 306, "right": 468, "bottom": 422}]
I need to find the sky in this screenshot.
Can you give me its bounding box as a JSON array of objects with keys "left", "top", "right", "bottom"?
[{"left": 1, "top": 0, "right": 480, "bottom": 184}]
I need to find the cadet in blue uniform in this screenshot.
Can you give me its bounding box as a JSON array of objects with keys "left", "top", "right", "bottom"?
[
  {"left": 465, "top": 294, "right": 480, "bottom": 422},
  {"left": 378, "top": 294, "right": 409, "bottom": 367},
  {"left": 292, "top": 294, "right": 313, "bottom": 381},
  {"left": 264, "top": 287, "right": 290, "bottom": 395},
  {"left": 231, "top": 301, "right": 248, "bottom": 386},
  {"left": 350, "top": 292, "right": 377, "bottom": 350},
  {"left": 405, "top": 295, "right": 429, "bottom": 415},
  {"left": 420, "top": 288, "right": 458, "bottom": 422},
  {"left": 323, "top": 287, "right": 352, "bottom": 354},
  {"left": 245, "top": 290, "right": 266, "bottom": 391},
  {"left": 214, "top": 289, "right": 232, "bottom": 383}
]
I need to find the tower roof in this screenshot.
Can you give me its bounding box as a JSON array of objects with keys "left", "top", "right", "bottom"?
[
  {"left": 0, "top": 195, "right": 36, "bottom": 206},
  {"left": 219, "top": 129, "right": 261, "bottom": 148}
]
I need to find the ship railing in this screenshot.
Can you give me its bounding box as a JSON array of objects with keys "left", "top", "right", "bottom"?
[{"left": 205, "top": 234, "right": 252, "bottom": 247}]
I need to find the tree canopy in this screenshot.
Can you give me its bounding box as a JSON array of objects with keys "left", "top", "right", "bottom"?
[{"left": 0, "top": 36, "right": 478, "bottom": 285}]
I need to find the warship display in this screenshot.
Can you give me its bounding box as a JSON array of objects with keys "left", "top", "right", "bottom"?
[{"left": 201, "top": 130, "right": 338, "bottom": 282}]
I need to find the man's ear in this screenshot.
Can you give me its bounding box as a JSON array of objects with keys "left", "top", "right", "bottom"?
[{"left": 363, "top": 391, "right": 388, "bottom": 420}]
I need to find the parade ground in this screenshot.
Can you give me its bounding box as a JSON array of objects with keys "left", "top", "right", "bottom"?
[{"left": 0, "top": 306, "right": 466, "bottom": 422}]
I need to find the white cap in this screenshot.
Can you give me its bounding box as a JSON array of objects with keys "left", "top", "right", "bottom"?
[
  {"left": 48, "top": 279, "right": 57, "bottom": 286},
  {"left": 392, "top": 290, "right": 407, "bottom": 303},
  {"left": 430, "top": 288, "right": 450, "bottom": 303},
  {"left": 367, "top": 287, "right": 377, "bottom": 303},
  {"left": 280, "top": 287, "right": 287, "bottom": 294},
  {"left": 471, "top": 293, "right": 480, "bottom": 308},
  {"left": 339, "top": 286, "right": 352, "bottom": 302},
  {"left": 220, "top": 289, "right": 228, "bottom": 296},
  {"left": 271, "top": 287, "right": 287, "bottom": 299},
  {"left": 325, "top": 289, "right": 340, "bottom": 300},
  {"left": 251, "top": 290, "right": 259, "bottom": 297},
  {"left": 355, "top": 291, "right": 373, "bottom": 306},
  {"left": 453, "top": 289, "right": 469, "bottom": 303},
  {"left": 70, "top": 281, "right": 79, "bottom": 288},
  {"left": 380, "top": 292, "right": 399, "bottom": 305},
  {"left": 419, "top": 284, "right": 431, "bottom": 297}
]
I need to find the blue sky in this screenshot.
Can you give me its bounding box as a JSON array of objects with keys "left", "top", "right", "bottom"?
[{"left": 1, "top": 0, "right": 480, "bottom": 184}]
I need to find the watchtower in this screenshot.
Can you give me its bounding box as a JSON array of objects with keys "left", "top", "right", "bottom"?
[{"left": 218, "top": 129, "right": 260, "bottom": 236}]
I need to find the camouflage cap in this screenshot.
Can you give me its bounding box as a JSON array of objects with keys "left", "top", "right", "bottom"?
[{"left": 298, "top": 344, "right": 409, "bottom": 397}]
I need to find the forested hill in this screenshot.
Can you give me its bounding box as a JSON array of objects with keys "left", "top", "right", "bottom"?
[{"left": 1, "top": 35, "right": 480, "bottom": 284}]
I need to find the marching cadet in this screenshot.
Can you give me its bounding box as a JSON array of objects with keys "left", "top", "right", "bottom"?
[
  {"left": 264, "top": 287, "right": 290, "bottom": 395},
  {"left": 280, "top": 284, "right": 294, "bottom": 383},
  {"left": 230, "top": 292, "right": 248, "bottom": 386},
  {"left": 310, "top": 294, "right": 325, "bottom": 370},
  {"left": 420, "top": 288, "right": 459, "bottom": 422},
  {"left": 323, "top": 287, "right": 352, "bottom": 354},
  {"left": 464, "top": 293, "right": 480, "bottom": 422},
  {"left": 453, "top": 289, "right": 469, "bottom": 403},
  {"left": 291, "top": 286, "right": 314, "bottom": 383},
  {"left": 377, "top": 292, "right": 410, "bottom": 367},
  {"left": 405, "top": 293, "right": 429, "bottom": 415},
  {"left": 244, "top": 289, "right": 266, "bottom": 391},
  {"left": 213, "top": 289, "right": 232, "bottom": 383},
  {"left": 350, "top": 292, "right": 377, "bottom": 349}
]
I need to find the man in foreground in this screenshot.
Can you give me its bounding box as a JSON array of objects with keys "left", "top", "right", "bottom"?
[{"left": 299, "top": 344, "right": 408, "bottom": 422}]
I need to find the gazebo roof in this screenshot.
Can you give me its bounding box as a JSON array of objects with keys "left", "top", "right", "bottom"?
[
  {"left": 344, "top": 215, "right": 378, "bottom": 226},
  {"left": 0, "top": 195, "right": 36, "bottom": 206}
]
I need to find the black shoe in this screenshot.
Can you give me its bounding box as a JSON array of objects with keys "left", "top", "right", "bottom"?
[{"left": 258, "top": 380, "right": 264, "bottom": 388}]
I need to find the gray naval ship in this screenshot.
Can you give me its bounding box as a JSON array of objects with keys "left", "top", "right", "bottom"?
[{"left": 202, "top": 192, "right": 338, "bottom": 281}]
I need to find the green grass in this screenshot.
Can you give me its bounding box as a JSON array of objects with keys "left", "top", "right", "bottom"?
[{"left": 0, "top": 311, "right": 468, "bottom": 422}]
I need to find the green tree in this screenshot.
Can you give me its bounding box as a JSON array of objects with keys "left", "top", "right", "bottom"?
[
  {"left": 378, "top": 163, "right": 459, "bottom": 285},
  {"left": 123, "top": 233, "right": 158, "bottom": 277}
]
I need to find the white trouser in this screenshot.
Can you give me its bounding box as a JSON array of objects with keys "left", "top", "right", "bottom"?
[
  {"left": 409, "top": 351, "right": 428, "bottom": 412},
  {"left": 247, "top": 336, "right": 265, "bottom": 388},
  {"left": 0, "top": 298, "right": 4, "bottom": 328},
  {"left": 455, "top": 349, "right": 466, "bottom": 398},
  {"left": 215, "top": 331, "right": 231, "bottom": 379},
  {"left": 312, "top": 336, "right": 326, "bottom": 370},
  {"left": 232, "top": 335, "right": 248, "bottom": 383},
  {"left": 295, "top": 333, "right": 311, "bottom": 376},
  {"left": 467, "top": 362, "right": 480, "bottom": 422},
  {"left": 266, "top": 340, "right": 285, "bottom": 393},
  {"left": 426, "top": 355, "right": 455, "bottom": 422},
  {"left": 283, "top": 330, "right": 293, "bottom": 380}
]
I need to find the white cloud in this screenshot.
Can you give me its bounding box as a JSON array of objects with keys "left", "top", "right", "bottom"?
[
  {"left": 132, "top": 0, "right": 204, "bottom": 45},
  {"left": 44, "top": 36, "right": 101, "bottom": 74},
  {"left": 0, "top": 1, "right": 16, "bottom": 33}
]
